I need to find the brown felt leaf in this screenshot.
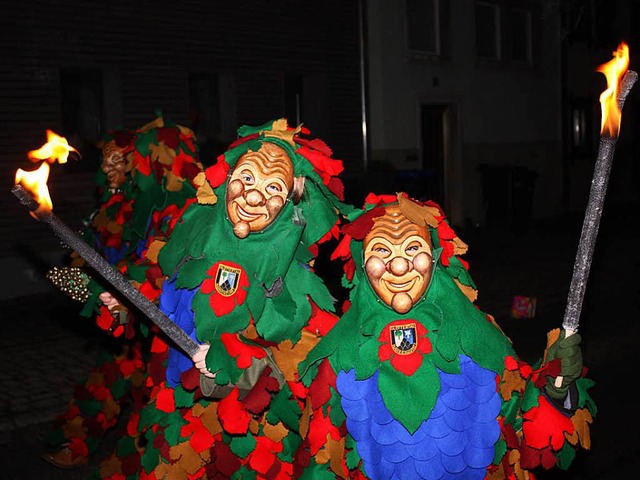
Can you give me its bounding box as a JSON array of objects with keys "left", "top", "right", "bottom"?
[
  {"left": 499, "top": 369, "right": 526, "bottom": 401},
  {"left": 98, "top": 454, "right": 123, "bottom": 478},
  {"left": 262, "top": 118, "right": 300, "bottom": 146},
  {"left": 270, "top": 329, "right": 321, "bottom": 382},
  {"left": 300, "top": 399, "right": 312, "bottom": 439},
  {"left": 62, "top": 416, "right": 87, "bottom": 439},
  {"left": 327, "top": 436, "right": 348, "bottom": 478},
  {"left": 106, "top": 221, "right": 123, "bottom": 235},
  {"left": 571, "top": 408, "right": 593, "bottom": 449},
  {"left": 454, "top": 279, "right": 478, "bottom": 303},
  {"left": 178, "top": 125, "right": 196, "bottom": 138},
  {"left": 543, "top": 328, "right": 562, "bottom": 362},
  {"left": 139, "top": 116, "right": 164, "bottom": 133},
  {"left": 91, "top": 211, "right": 109, "bottom": 230},
  {"left": 146, "top": 240, "right": 166, "bottom": 264},
  {"left": 397, "top": 193, "right": 440, "bottom": 228},
  {"left": 150, "top": 143, "right": 175, "bottom": 165},
  {"left": 169, "top": 441, "right": 206, "bottom": 476},
  {"left": 262, "top": 420, "right": 289, "bottom": 443},
  {"left": 194, "top": 172, "right": 218, "bottom": 205},
  {"left": 165, "top": 170, "right": 186, "bottom": 192},
  {"left": 452, "top": 236, "right": 468, "bottom": 255},
  {"left": 194, "top": 402, "right": 223, "bottom": 436},
  {"left": 86, "top": 370, "right": 106, "bottom": 387}
]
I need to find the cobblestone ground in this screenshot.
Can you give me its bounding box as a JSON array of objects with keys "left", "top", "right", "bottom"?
[{"left": 0, "top": 203, "right": 638, "bottom": 479}]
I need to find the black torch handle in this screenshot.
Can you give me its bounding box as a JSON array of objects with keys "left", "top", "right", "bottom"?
[
  {"left": 561, "top": 69, "right": 638, "bottom": 334},
  {"left": 12, "top": 184, "right": 200, "bottom": 358}
]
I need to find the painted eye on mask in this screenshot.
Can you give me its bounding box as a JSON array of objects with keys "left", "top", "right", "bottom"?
[
  {"left": 240, "top": 171, "right": 254, "bottom": 185},
  {"left": 266, "top": 183, "right": 283, "bottom": 194}
]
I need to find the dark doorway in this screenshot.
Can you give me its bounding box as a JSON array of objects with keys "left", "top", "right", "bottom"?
[{"left": 419, "top": 104, "right": 449, "bottom": 206}]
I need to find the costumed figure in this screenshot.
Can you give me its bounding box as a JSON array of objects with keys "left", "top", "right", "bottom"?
[
  {"left": 42, "top": 114, "right": 204, "bottom": 469},
  {"left": 95, "top": 118, "right": 351, "bottom": 479},
  {"left": 299, "top": 193, "right": 596, "bottom": 479}
]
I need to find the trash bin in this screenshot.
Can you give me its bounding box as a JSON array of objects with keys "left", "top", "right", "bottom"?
[{"left": 477, "top": 164, "right": 537, "bottom": 235}]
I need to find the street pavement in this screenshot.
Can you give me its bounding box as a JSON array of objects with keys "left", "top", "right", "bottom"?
[{"left": 0, "top": 202, "right": 639, "bottom": 479}]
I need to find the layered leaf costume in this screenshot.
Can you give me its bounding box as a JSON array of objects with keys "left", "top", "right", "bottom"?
[
  {"left": 97, "top": 119, "right": 352, "bottom": 479},
  {"left": 44, "top": 115, "right": 203, "bottom": 466},
  {"left": 299, "top": 193, "right": 596, "bottom": 479}
]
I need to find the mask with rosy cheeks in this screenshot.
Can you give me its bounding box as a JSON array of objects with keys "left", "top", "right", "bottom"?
[
  {"left": 363, "top": 206, "right": 433, "bottom": 314},
  {"left": 226, "top": 142, "right": 294, "bottom": 238}
]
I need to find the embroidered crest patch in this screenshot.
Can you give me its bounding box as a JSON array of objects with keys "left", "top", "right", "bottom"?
[
  {"left": 214, "top": 264, "right": 241, "bottom": 296},
  {"left": 390, "top": 323, "right": 417, "bottom": 355}
]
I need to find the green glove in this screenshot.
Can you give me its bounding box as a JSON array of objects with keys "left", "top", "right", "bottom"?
[{"left": 544, "top": 330, "right": 583, "bottom": 400}]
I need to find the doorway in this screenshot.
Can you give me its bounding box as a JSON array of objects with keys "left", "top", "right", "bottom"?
[{"left": 419, "top": 103, "right": 452, "bottom": 209}]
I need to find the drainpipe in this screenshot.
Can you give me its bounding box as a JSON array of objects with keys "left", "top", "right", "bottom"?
[{"left": 359, "top": 0, "right": 369, "bottom": 171}]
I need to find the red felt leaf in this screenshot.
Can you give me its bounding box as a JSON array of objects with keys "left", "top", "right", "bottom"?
[
  {"left": 96, "top": 306, "right": 118, "bottom": 333},
  {"left": 157, "top": 127, "right": 180, "bottom": 149},
  {"left": 150, "top": 336, "right": 169, "bottom": 353},
  {"left": 208, "top": 437, "right": 242, "bottom": 477},
  {"left": 67, "top": 437, "right": 89, "bottom": 459},
  {"left": 180, "top": 367, "right": 201, "bottom": 392},
  {"left": 330, "top": 235, "right": 352, "bottom": 261},
  {"left": 522, "top": 395, "right": 574, "bottom": 450},
  {"left": 220, "top": 332, "right": 266, "bottom": 368},
  {"left": 155, "top": 386, "right": 176, "bottom": 413},
  {"left": 127, "top": 412, "right": 140, "bottom": 437},
  {"left": 296, "top": 136, "right": 333, "bottom": 156},
  {"left": 504, "top": 355, "right": 519, "bottom": 371},
  {"left": 343, "top": 258, "right": 356, "bottom": 283},
  {"left": 217, "top": 388, "right": 251, "bottom": 434},
  {"left": 363, "top": 193, "right": 396, "bottom": 206},
  {"left": 205, "top": 160, "right": 230, "bottom": 189},
  {"left": 342, "top": 207, "right": 385, "bottom": 240},
  {"left": 307, "top": 406, "right": 340, "bottom": 454},
  {"left": 248, "top": 436, "right": 282, "bottom": 475},
  {"left": 241, "top": 366, "right": 281, "bottom": 415},
  {"left": 132, "top": 151, "right": 152, "bottom": 176},
  {"left": 306, "top": 303, "right": 339, "bottom": 337},
  {"left": 121, "top": 452, "right": 142, "bottom": 476},
  {"left": 181, "top": 409, "right": 215, "bottom": 454}
]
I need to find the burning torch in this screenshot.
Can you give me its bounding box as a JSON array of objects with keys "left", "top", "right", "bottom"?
[
  {"left": 556, "top": 42, "right": 637, "bottom": 387},
  {"left": 12, "top": 131, "right": 200, "bottom": 358}
]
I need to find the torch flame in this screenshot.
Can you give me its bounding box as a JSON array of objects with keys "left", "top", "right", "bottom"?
[
  {"left": 14, "top": 131, "right": 78, "bottom": 213},
  {"left": 27, "top": 129, "right": 78, "bottom": 164},
  {"left": 15, "top": 162, "right": 53, "bottom": 212},
  {"left": 597, "top": 41, "right": 630, "bottom": 137}
]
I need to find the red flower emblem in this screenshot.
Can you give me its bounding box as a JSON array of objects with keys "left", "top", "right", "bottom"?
[
  {"left": 378, "top": 320, "right": 432, "bottom": 376},
  {"left": 201, "top": 261, "right": 249, "bottom": 316}
]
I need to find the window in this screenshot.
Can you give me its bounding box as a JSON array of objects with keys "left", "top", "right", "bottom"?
[
  {"left": 60, "top": 68, "right": 104, "bottom": 170},
  {"left": 508, "top": 8, "right": 532, "bottom": 64},
  {"left": 406, "top": 0, "right": 451, "bottom": 61},
  {"left": 406, "top": 0, "right": 440, "bottom": 55},
  {"left": 475, "top": 1, "right": 501, "bottom": 60}
]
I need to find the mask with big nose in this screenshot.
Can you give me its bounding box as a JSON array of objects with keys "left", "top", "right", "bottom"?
[
  {"left": 226, "top": 142, "right": 294, "bottom": 238},
  {"left": 363, "top": 205, "right": 434, "bottom": 314}
]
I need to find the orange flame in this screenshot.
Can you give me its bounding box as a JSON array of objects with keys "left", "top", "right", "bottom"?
[
  {"left": 14, "top": 131, "right": 78, "bottom": 213},
  {"left": 27, "top": 129, "right": 78, "bottom": 164},
  {"left": 15, "top": 162, "right": 53, "bottom": 212},
  {"left": 597, "top": 41, "right": 630, "bottom": 137}
]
